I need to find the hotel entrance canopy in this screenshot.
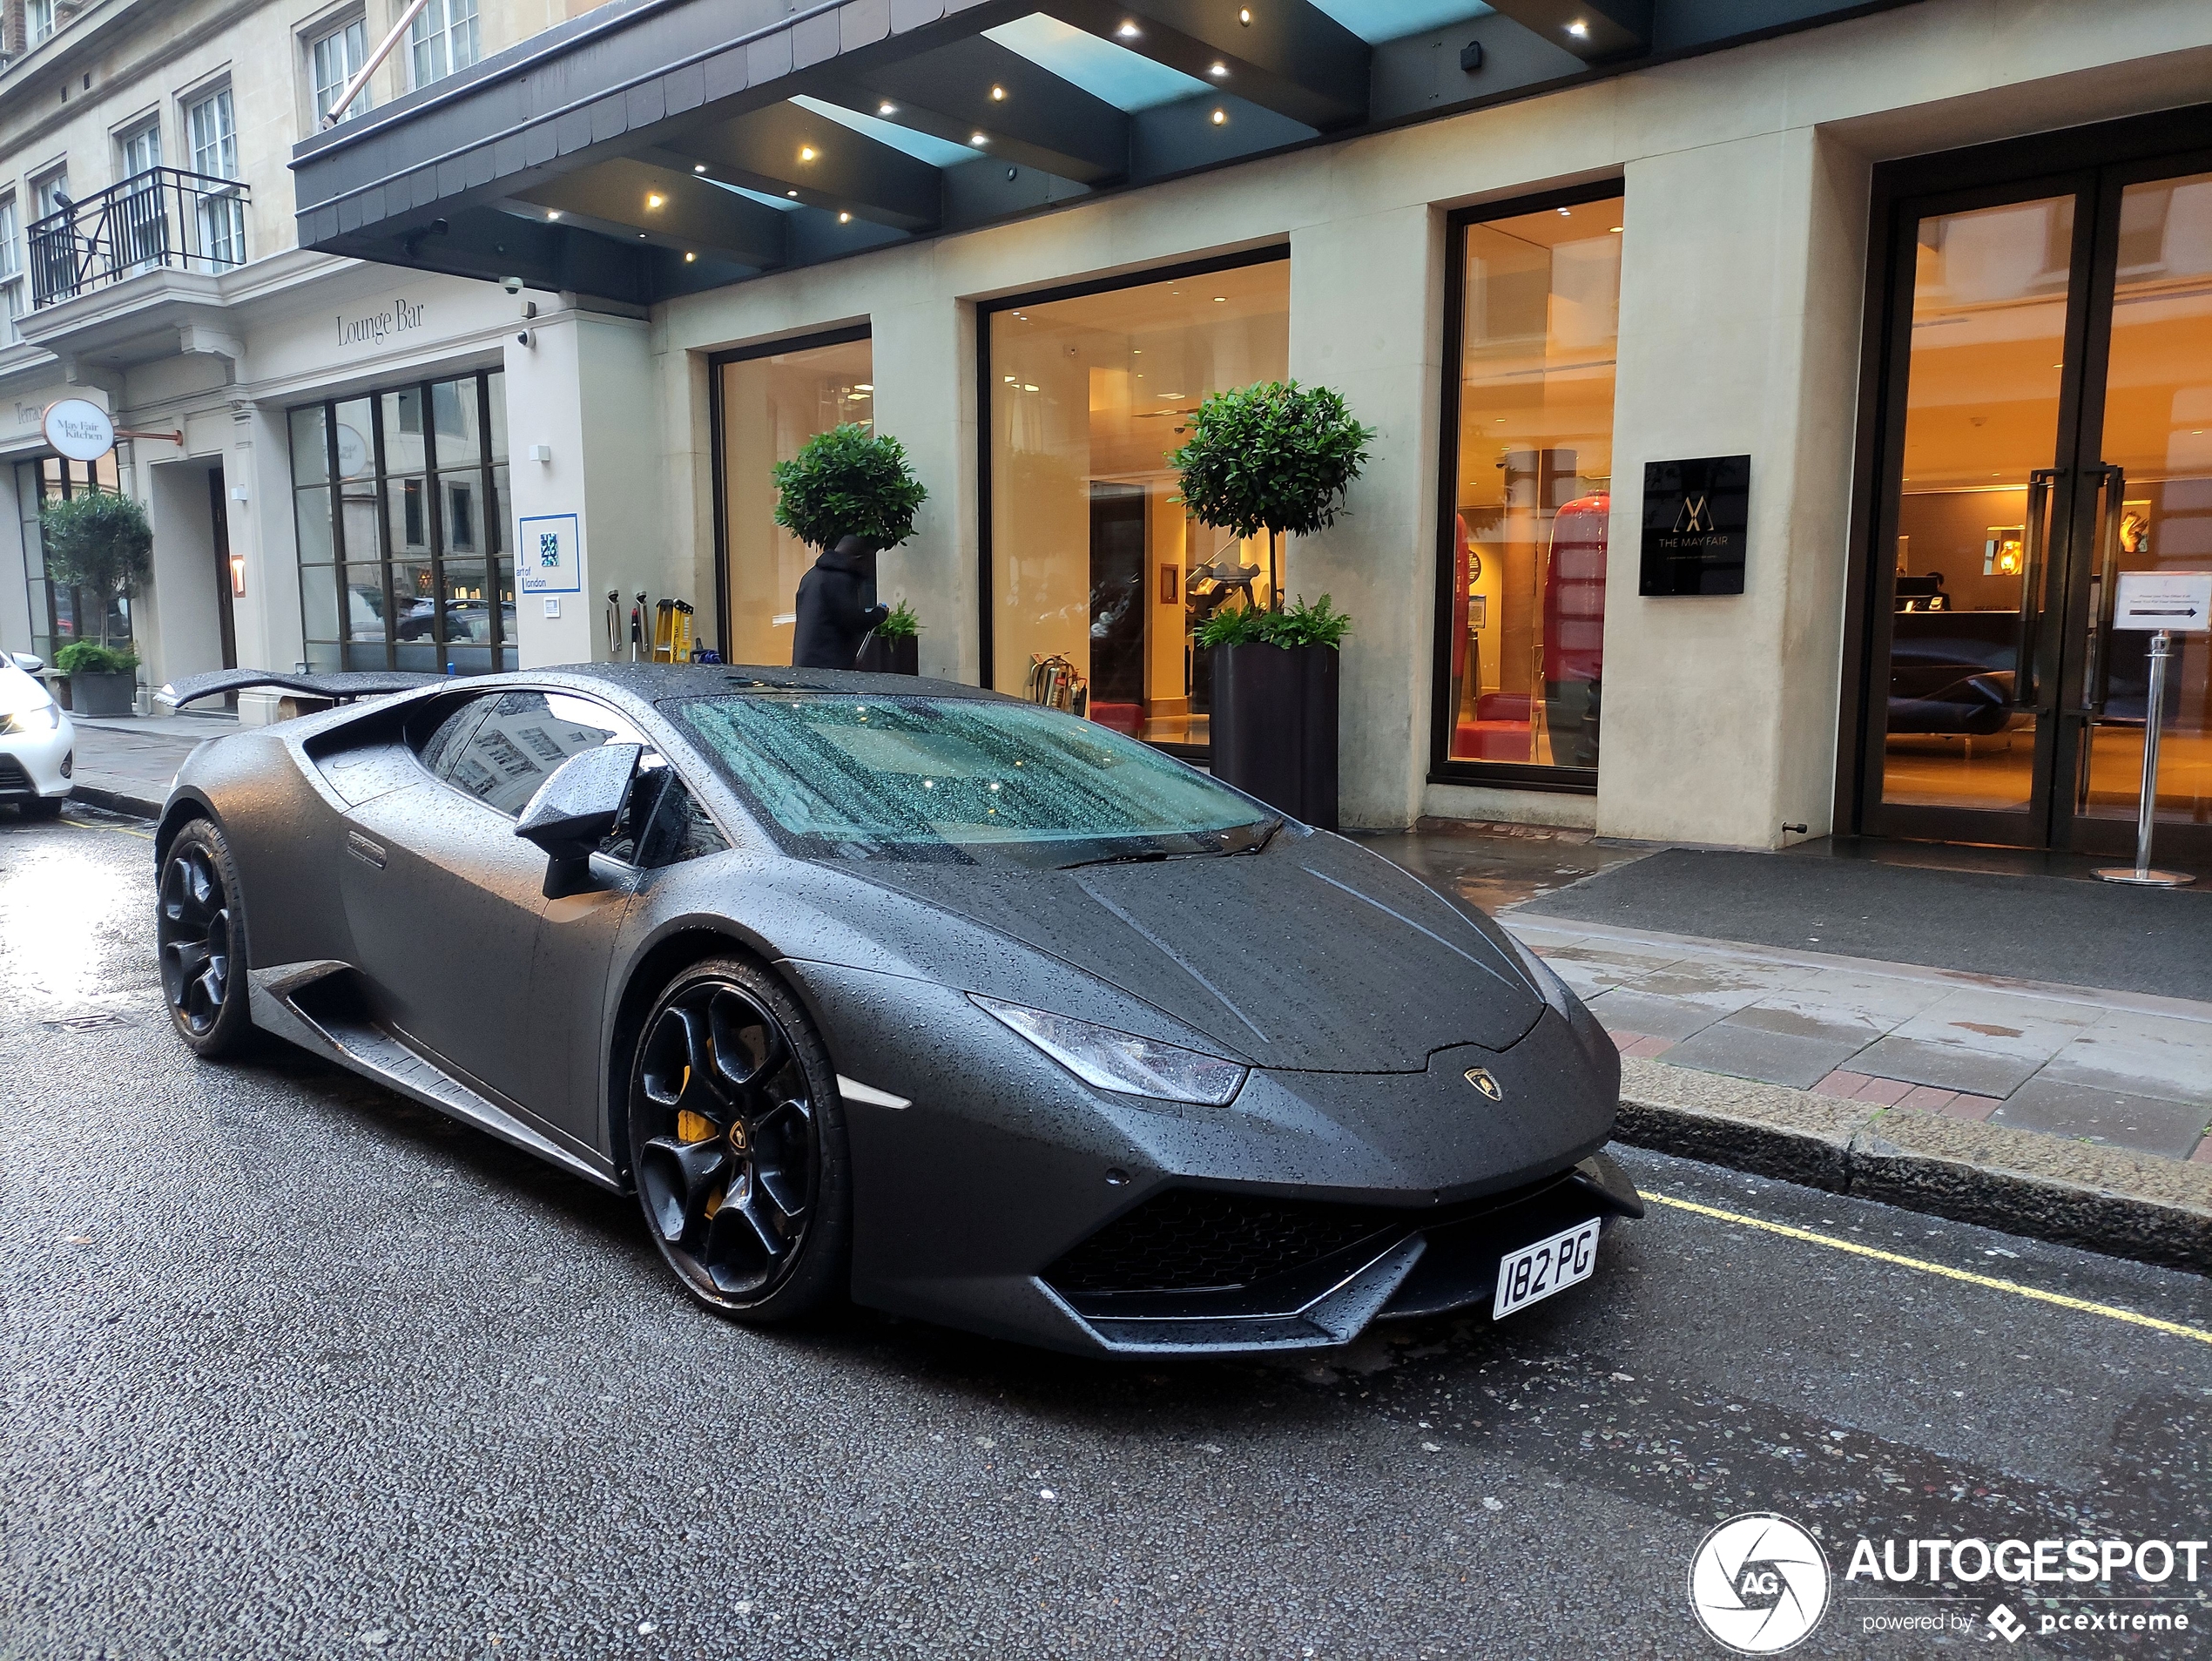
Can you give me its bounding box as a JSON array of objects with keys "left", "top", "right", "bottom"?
[{"left": 289, "top": 0, "right": 1912, "bottom": 307}]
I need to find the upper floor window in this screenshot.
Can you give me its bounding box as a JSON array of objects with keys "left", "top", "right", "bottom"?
[
  {"left": 119, "top": 119, "right": 162, "bottom": 179},
  {"left": 0, "top": 197, "right": 21, "bottom": 346},
  {"left": 409, "top": 0, "right": 479, "bottom": 89},
  {"left": 312, "top": 17, "right": 371, "bottom": 125},
  {"left": 187, "top": 89, "right": 239, "bottom": 182},
  {"left": 27, "top": 1, "right": 56, "bottom": 45},
  {"left": 33, "top": 170, "right": 69, "bottom": 219}
]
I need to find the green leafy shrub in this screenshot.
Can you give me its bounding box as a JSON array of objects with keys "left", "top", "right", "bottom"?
[
  {"left": 1195, "top": 594, "right": 1353, "bottom": 652},
  {"left": 874, "top": 598, "right": 921, "bottom": 640},
  {"left": 1170, "top": 381, "right": 1373, "bottom": 610},
  {"left": 39, "top": 490, "right": 152, "bottom": 650},
  {"left": 772, "top": 424, "right": 929, "bottom": 550},
  {"left": 56, "top": 640, "right": 140, "bottom": 676}
]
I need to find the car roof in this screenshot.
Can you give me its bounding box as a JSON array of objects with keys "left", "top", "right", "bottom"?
[{"left": 535, "top": 663, "right": 1013, "bottom": 706}]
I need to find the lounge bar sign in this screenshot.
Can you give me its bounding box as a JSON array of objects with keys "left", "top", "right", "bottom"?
[{"left": 1640, "top": 455, "right": 1750, "bottom": 596}]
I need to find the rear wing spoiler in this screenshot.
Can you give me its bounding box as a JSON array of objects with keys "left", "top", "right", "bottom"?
[{"left": 157, "top": 669, "right": 448, "bottom": 710}]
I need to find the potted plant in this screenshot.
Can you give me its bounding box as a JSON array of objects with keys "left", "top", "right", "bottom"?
[
  {"left": 857, "top": 598, "right": 921, "bottom": 675},
  {"left": 54, "top": 641, "right": 141, "bottom": 718},
  {"left": 1170, "top": 381, "right": 1372, "bottom": 829},
  {"left": 773, "top": 423, "right": 929, "bottom": 670},
  {"left": 39, "top": 488, "right": 151, "bottom": 717}
]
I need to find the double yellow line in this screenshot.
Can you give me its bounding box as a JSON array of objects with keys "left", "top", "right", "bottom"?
[{"left": 1649, "top": 1191, "right": 2212, "bottom": 1345}]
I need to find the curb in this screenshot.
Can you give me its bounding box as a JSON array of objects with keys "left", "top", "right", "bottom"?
[
  {"left": 67, "top": 784, "right": 164, "bottom": 820},
  {"left": 1615, "top": 1057, "right": 2211, "bottom": 1273}
]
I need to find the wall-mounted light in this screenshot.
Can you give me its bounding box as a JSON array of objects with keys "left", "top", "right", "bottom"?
[
  {"left": 229, "top": 552, "right": 246, "bottom": 598},
  {"left": 855, "top": 383, "right": 873, "bottom": 391},
  {"left": 799, "top": 145, "right": 818, "bottom": 162},
  {"left": 1238, "top": 6, "right": 1251, "bottom": 22},
  {"left": 1210, "top": 108, "right": 1226, "bottom": 125}
]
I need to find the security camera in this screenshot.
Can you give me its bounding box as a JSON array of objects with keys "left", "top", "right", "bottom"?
[{"left": 500, "top": 275, "right": 524, "bottom": 296}]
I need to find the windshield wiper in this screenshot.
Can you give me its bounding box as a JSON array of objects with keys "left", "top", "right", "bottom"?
[{"left": 1059, "top": 818, "right": 1284, "bottom": 871}]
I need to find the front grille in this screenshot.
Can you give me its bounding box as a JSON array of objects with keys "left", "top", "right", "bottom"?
[
  {"left": 1047, "top": 1191, "right": 1407, "bottom": 1295},
  {"left": 0, "top": 755, "right": 31, "bottom": 795}
]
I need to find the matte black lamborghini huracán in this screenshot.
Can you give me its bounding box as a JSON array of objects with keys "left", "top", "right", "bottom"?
[{"left": 153, "top": 665, "right": 1640, "bottom": 1354}]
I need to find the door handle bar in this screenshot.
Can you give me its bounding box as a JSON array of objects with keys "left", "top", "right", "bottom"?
[
  {"left": 2012, "top": 467, "right": 2060, "bottom": 711},
  {"left": 2083, "top": 463, "right": 2125, "bottom": 717}
]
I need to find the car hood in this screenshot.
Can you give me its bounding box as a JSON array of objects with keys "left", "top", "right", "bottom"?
[{"left": 833, "top": 830, "right": 1545, "bottom": 1071}]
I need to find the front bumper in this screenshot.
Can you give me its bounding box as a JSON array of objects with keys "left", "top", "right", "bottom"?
[
  {"left": 0, "top": 712, "right": 76, "bottom": 800},
  {"left": 794, "top": 961, "right": 1630, "bottom": 1356}
]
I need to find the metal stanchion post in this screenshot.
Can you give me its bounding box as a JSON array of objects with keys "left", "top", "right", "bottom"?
[{"left": 2094, "top": 628, "right": 2192, "bottom": 888}]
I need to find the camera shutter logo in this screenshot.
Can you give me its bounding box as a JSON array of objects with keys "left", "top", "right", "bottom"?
[{"left": 1688, "top": 1513, "right": 1831, "bottom": 1653}]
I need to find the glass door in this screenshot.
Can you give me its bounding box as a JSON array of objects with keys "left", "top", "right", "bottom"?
[{"left": 1861, "top": 151, "right": 2212, "bottom": 866}]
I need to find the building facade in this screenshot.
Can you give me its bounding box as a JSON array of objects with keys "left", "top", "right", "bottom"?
[
  {"left": 0, "top": 0, "right": 589, "bottom": 712},
  {"left": 22, "top": 0, "right": 2212, "bottom": 868}
]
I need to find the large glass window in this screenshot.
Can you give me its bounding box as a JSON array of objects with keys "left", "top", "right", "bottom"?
[
  {"left": 186, "top": 87, "right": 243, "bottom": 269},
  {"left": 713, "top": 331, "right": 873, "bottom": 667},
  {"left": 16, "top": 454, "right": 125, "bottom": 665},
  {"left": 290, "top": 370, "right": 511, "bottom": 673},
  {"left": 311, "top": 18, "right": 371, "bottom": 125},
  {"left": 0, "top": 194, "right": 22, "bottom": 345},
  {"left": 986, "top": 256, "right": 1289, "bottom": 752},
  {"left": 409, "top": 0, "right": 480, "bottom": 89},
  {"left": 1437, "top": 191, "right": 1622, "bottom": 782}
]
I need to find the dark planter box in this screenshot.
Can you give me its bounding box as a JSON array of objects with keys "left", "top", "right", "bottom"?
[
  {"left": 856, "top": 633, "right": 919, "bottom": 675},
  {"left": 1211, "top": 641, "right": 1339, "bottom": 830},
  {"left": 68, "top": 671, "right": 135, "bottom": 717}
]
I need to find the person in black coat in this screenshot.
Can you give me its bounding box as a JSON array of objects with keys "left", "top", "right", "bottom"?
[{"left": 792, "top": 535, "right": 887, "bottom": 669}]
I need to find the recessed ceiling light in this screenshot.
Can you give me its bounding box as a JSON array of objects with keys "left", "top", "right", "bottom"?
[
  {"left": 878, "top": 101, "right": 896, "bottom": 116},
  {"left": 647, "top": 192, "right": 664, "bottom": 208},
  {"left": 990, "top": 84, "right": 1006, "bottom": 100},
  {"left": 1557, "top": 206, "right": 1571, "bottom": 216},
  {"left": 839, "top": 211, "right": 852, "bottom": 223},
  {"left": 1208, "top": 62, "right": 1227, "bottom": 77},
  {"left": 1238, "top": 6, "right": 1251, "bottom": 21},
  {"left": 786, "top": 189, "right": 799, "bottom": 198},
  {"left": 546, "top": 210, "right": 562, "bottom": 220},
  {"left": 855, "top": 383, "right": 873, "bottom": 391},
  {"left": 1116, "top": 19, "right": 1140, "bottom": 37},
  {"left": 1567, "top": 17, "right": 1588, "bottom": 37},
  {"left": 971, "top": 131, "right": 989, "bottom": 145},
  {"left": 692, "top": 163, "right": 708, "bottom": 174},
  {"left": 684, "top": 251, "right": 696, "bottom": 261},
  {"left": 1212, "top": 295, "right": 1226, "bottom": 302},
  {"left": 1210, "top": 108, "right": 1226, "bottom": 125},
  {"left": 638, "top": 232, "right": 648, "bottom": 239}
]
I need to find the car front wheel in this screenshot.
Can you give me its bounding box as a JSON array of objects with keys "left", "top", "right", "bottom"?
[{"left": 626, "top": 956, "right": 851, "bottom": 1322}]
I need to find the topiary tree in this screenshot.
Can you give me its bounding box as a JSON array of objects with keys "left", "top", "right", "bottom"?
[
  {"left": 39, "top": 489, "right": 152, "bottom": 650},
  {"left": 772, "top": 423, "right": 929, "bottom": 551},
  {"left": 1169, "top": 381, "right": 1374, "bottom": 612}
]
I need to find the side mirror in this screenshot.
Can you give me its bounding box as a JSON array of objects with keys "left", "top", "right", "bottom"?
[
  {"left": 12, "top": 652, "right": 44, "bottom": 674},
  {"left": 515, "top": 742, "right": 641, "bottom": 896}
]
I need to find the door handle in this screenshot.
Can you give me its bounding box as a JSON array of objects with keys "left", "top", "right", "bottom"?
[
  {"left": 346, "top": 830, "right": 386, "bottom": 869},
  {"left": 2082, "top": 463, "right": 2125, "bottom": 716},
  {"left": 2012, "top": 467, "right": 2060, "bottom": 710}
]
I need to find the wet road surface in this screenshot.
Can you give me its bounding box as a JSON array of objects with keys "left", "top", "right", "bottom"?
[{"left": 2, "top": 812, "right": 2207, "bottom": 1659}]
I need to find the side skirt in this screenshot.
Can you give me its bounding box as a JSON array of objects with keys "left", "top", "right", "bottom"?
[{"left": 249, "top": 960, "right": 622, "bottom": 1192}]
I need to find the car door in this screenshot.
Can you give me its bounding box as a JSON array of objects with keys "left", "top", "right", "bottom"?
[{"left": 340, "top": 687, "right": 646, "bottom": 1111}]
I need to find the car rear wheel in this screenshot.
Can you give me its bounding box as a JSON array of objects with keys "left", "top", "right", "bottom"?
[
  {"left": 627, "top": 956, "right": 850, "bottom": 1321},
  {"left": 157, "top": 819, "right": 253, "bottom": 1057}
]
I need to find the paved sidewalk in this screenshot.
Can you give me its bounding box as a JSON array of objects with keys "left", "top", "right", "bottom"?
[
  {"left": 1501, "top": 916, "right": 2212, "bottom": 1165},
  {"left": 63, "top": 710, "right": 234, "bottom": 814}
]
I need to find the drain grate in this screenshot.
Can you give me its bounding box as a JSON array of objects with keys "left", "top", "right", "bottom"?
[{"left": 45, "top": 1012, "right": 134, "bottom": 1032}]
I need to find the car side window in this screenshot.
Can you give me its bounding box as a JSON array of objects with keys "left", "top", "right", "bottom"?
[
  {"left": 437, "top": 690, "right": 646, "bottom": 819},
  {"left": 414, "top": 698, "right": 488, "bottom": 779},
  {"left": 604, "top": 760, "right": 729, "bottom": 870}
]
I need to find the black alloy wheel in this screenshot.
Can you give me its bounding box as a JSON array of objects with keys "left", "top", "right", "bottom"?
[
  {"left": 157, "top": 820, "right": 253, "bottom": 1057},
  {"left": 628, "top": 958, "right": 849, "bottom": 1320}
]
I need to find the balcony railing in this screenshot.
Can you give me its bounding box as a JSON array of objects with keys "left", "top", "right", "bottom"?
[{"left": 26, "top": 167, "right": 249, "bottom": 308}]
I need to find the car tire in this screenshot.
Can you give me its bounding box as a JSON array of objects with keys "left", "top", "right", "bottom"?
[
  {"left": 18, "top": 796, "right": 62, "bottom": 820},
  {"left": 626, "top": 955, "right": 851, "bottom": 1323},
  {"left": 157, "top": 818, "right": 254, "bottom": 1058}
]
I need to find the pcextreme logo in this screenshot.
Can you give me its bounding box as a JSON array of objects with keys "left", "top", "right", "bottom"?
[{"left": 1689, "top": 1513, "right": 1831, "bottom": 1654}]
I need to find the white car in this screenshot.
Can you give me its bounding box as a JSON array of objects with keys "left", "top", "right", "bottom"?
[{"left": 0, "top": 652, "right": 73, "bottom": 818}]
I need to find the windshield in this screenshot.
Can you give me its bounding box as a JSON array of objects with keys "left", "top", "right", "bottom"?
[{"left": 670, "top": 693, "right": 1277, "bottom": 866}]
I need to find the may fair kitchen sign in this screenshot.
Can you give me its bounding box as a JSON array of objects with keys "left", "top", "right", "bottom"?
[{"left": 335, "top": 294, "right": 428, "bottom": 351}]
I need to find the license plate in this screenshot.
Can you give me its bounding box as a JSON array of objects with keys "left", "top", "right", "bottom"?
[{"left": 1492, "top": 1217, "right": 1602, "bottom": 1320}]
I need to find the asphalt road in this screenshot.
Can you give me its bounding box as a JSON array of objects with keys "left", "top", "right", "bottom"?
[{"left": 2, "top": 811, "right": 2208, "bottom": 1660}]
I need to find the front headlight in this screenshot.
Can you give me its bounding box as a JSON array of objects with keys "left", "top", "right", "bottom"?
[
  {"left": 0, "top": 700, "right": 59, "bottom": 735},
  {"left": 970, "top": 995, "right": 1247, "bottom": 1105}
]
